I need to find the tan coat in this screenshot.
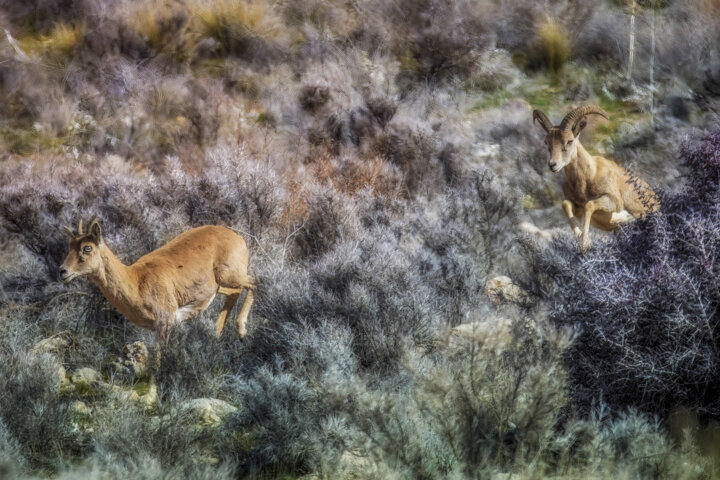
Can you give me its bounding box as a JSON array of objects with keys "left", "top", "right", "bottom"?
[{"left": 61, "top": 222, "right": 254, "bottom": 338}]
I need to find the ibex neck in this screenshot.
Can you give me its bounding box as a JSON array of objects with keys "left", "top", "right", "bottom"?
[
  {"left": 90, "top": 245, "right": 137, "bottom": 311},
  {"left": 566, "top": 142, "right": 596, "bottom": 179}
]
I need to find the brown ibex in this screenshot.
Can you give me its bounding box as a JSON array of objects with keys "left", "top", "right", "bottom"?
[
  {"left": 533, "top": 105, "right": 659, "bottom": 252},
  {"left": 60, "top": 219, "right": 254, "bottom": 339}
]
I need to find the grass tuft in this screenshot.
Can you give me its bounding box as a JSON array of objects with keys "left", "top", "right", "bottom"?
[{"left": 536, "top": 18, "right": 570, "bottom": 75}]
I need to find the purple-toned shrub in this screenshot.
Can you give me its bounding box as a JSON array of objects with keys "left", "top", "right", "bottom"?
[{"left": 531, "top": 128, "right": 720, "bottom": 418}]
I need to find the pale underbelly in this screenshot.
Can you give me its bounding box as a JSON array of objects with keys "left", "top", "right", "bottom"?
[
  {"left": 591, "top": 209, "right": 635, "bottom": 231},
  {"left": 174, "top": 293, "right": 216, "bottom": 323}
]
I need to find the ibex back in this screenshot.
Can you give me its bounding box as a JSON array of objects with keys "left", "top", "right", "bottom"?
[
  {"left": 533, "top": 105, "right": 659, "bottom": 252},
  {"left": 60, "top": 219, "right": 254, "bottom": 338}
]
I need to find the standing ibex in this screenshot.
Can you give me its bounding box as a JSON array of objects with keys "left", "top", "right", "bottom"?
[
  {"left": 533, "top": 105, "right": 659, "bottom": 251},
  {"left": 60, "top": 219, "right": 254, "bottom": 339}
]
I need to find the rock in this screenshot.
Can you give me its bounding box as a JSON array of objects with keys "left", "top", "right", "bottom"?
[
  {"left": 69, "top": 400, "right": 94, "bottom": 435},
  {"left": 69, "top": 367, "right": 104, "bottom": 396},
  {"left": 492, "top": 473, "right": 519, "bottom": 480},
  {"left": 72, "top": 367, "right": 102, "bottom": 385},
  {"left": 59, "top": 370, "right": 74, "bottom": 395},
  {"left": 109, "top": 385, "right": 140, "bottom": 403},
  {"left": 110, "top": 341, "right": 150, "bottom": 380},
  {"left": 136, "top": 380, "right": 158, "bottom": 409},
  {"left": 473, "top": 141, "right": 501, "bottom": 161},
  {"left": 615, "top": 120, "right": 655, "bottom": 149},
  {"left": 451, "top": 318, "right": 513, "bottom": 353},
  {"left": 37, "top": 354, "right": 69, "bottom": 392},
  {"left": 178, "top": 398, "right": 238, "bottom": 428},
  {"left": 31, "top": 330, "right": 74, "bottom": 355},
  {"left": 485, "top": 276, "right": 527, "bottom": 306},
  {"left": 56, "top": 363, "right": 67, "bottom": 385},
  {"left": 299, "top": 84, "right": 331, "bottom": 112},
  {"left": 340, "top": 451, "right": 379, "bottom": 479},
  {"left": 108, "top": 379, "right": 158, "bottom": 409},
  {"left": 70, "top": 400, "right": 91, "bottom": 417},
  {"left": 518, "top": 221, "right": 552, "bottom": 241}
]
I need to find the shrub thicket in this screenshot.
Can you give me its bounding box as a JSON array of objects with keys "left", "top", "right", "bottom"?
[
  {"left": 0, "top": 0, "right": 719, "bottom": 478},
  {"left": 526, "top": 128, "right": 720, "bottom": 420}
]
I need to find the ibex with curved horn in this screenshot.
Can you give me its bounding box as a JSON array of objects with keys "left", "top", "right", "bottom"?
[
  {"left": 533, "top": 105, "right": 659, "bottom": 251},
  {"left": 60, "top": 219, "right": 254, "bottom": 339}
]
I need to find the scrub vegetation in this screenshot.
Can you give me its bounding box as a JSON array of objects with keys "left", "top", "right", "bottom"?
[{"left": 1, "top": 0, "right": 719, "bottom": 478}]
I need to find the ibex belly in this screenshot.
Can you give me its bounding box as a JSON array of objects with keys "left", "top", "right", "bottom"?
[
  {"left": 568, "top": 200, "right": 634, "bottom": 231},
  {"left": 591, "top": 209, "right": 635, "bottom": 231},
  {"left": 174, "top": 293, "right": 216, "bottom": 323}
]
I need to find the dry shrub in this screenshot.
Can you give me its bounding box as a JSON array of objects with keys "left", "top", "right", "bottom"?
[
  {"left": 698, "top": 0, "right": 720, "bottom": 15},
  {"left": 383, "top": 0, "right": 491, "bottom": 84},
  {"left": 37, "top": 23, "right": 85, "bottom": 60},
  {"left": 335, "top": 156, "right": 404, "bottom": 198},
  {"left": 310, "top": 152, "right": 404, "bottom": 199},
  {"left": 536, "top": 17, "right": 570, "bottom": 74},
  {"left": 190, "top": 0, "right": 287, "bottom": 60},
  {"left": 525, "top": 128, "right": 720, "bottom": 420},
  {"left": 280, "top": 0, "right": 359, "bottom": 38},
  {"left": 574, "top": 5, "right": 628, "bottom": 66},
  {"left": 129, "top": 1, "right": 194, "bottom": 62},
  {"left": 281, "top": 179, "right": 311, "bottom": 227}
]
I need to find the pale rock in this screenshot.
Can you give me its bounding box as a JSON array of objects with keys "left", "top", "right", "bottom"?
[
  {"left": 485, "top": 276, "right": 527, "bottom": 305},
  {"left": 32, "top": 330, "right": 74, "bottom": 355},
  {"left": 70, "top": 400, "right": 91, "bottom": 417},
  {"left": 178, "top": 398, "right": 238, "bottom": 428},
  {"left": 56, "top": 363, "right": 67, "bottom": 385},
  {"left": 111, "top": 341, "right": 150, "bottom": 379},
  {"left": 518, "top": 221, "right": 552, "bottom": 241},
  {"left": 451, "top": 318, "right": 513, "bottom": 353},
  {"left": 69, "top": 367, "right": 104, "bottom": 395},
  {"left": 139, "top": 381, "right": 158, "bottom": 409},
  {"left": 108, "top": 379, "right": 158, "bottom": 409},
  {"left": 109, "top": 384, "right": 140, "bottom": 403},
  {"left": 340, "top": 451, "right": 379, "bottom": 479},
  {"left": 72, "top": 367, "right": 102, "bottom": 385}
]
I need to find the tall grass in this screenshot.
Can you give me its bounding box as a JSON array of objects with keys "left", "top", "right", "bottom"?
[{"left": 536, "top": 18, "right": 570, "bottom": 75}]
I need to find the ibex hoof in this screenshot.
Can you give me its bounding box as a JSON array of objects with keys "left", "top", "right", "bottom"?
[
  {"left": 579, "top": 235, "right": 592, "bottom": 253},
  {"left": 237, "top": 326, "right": 247, "bottom": 339}
]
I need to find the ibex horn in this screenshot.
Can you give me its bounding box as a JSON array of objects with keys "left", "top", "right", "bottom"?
[
  {"left": 532, "top": 109, "right": 554, "bottom": 132},
  {"left": 559, "top": 105, "right": 609, "bottom": 132}
]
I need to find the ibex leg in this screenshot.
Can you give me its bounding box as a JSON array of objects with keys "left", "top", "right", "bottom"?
[
  {"left": 215, "top": 293, "right": 240, "bottom": 337},
  {"left": 562, "top": 200, "right": 583, "bottom": 238},
  {"left": 581, "top": 195, "right": 619, "bottom": 252},
  {"left": 236, "top": 290, "right": 254, "bottom": 339}
]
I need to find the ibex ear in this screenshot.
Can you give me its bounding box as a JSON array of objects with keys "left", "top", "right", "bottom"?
[
  {"left": 89, "top": 219, "right": 102, "bottom": 245},
  {"left": 62, "top": 226, "right": 75, "bottom": 238},
  {"left": 572, "top": 117, "right": 588, "bottom": 137}
]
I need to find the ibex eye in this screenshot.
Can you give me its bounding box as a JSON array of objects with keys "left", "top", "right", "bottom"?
[{"left": 83, "top": 246, "right": 92, "bottom": 253}]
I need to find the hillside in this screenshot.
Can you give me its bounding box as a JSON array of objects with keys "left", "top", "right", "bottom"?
[{"left": 1, "top": 0, "right": 720, "bottom": 478}]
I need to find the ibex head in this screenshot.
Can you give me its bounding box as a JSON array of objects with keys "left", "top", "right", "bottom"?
[
  {"left": 60, "top": 218, "right": 104, "bottom": 283},
  {"left": 533, "top": 105, "right": 608, "bottom": 172}
]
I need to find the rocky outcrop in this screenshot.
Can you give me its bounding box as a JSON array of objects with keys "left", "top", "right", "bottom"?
[
  {"left": 177, "top": 398, "right": 238, "bottom": 428},
  {"left": 31, "top": 330, "right": 75, "bottom": 355},
  {"left": 110, "top": 341, "right": 150, "bottom": 379}
]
